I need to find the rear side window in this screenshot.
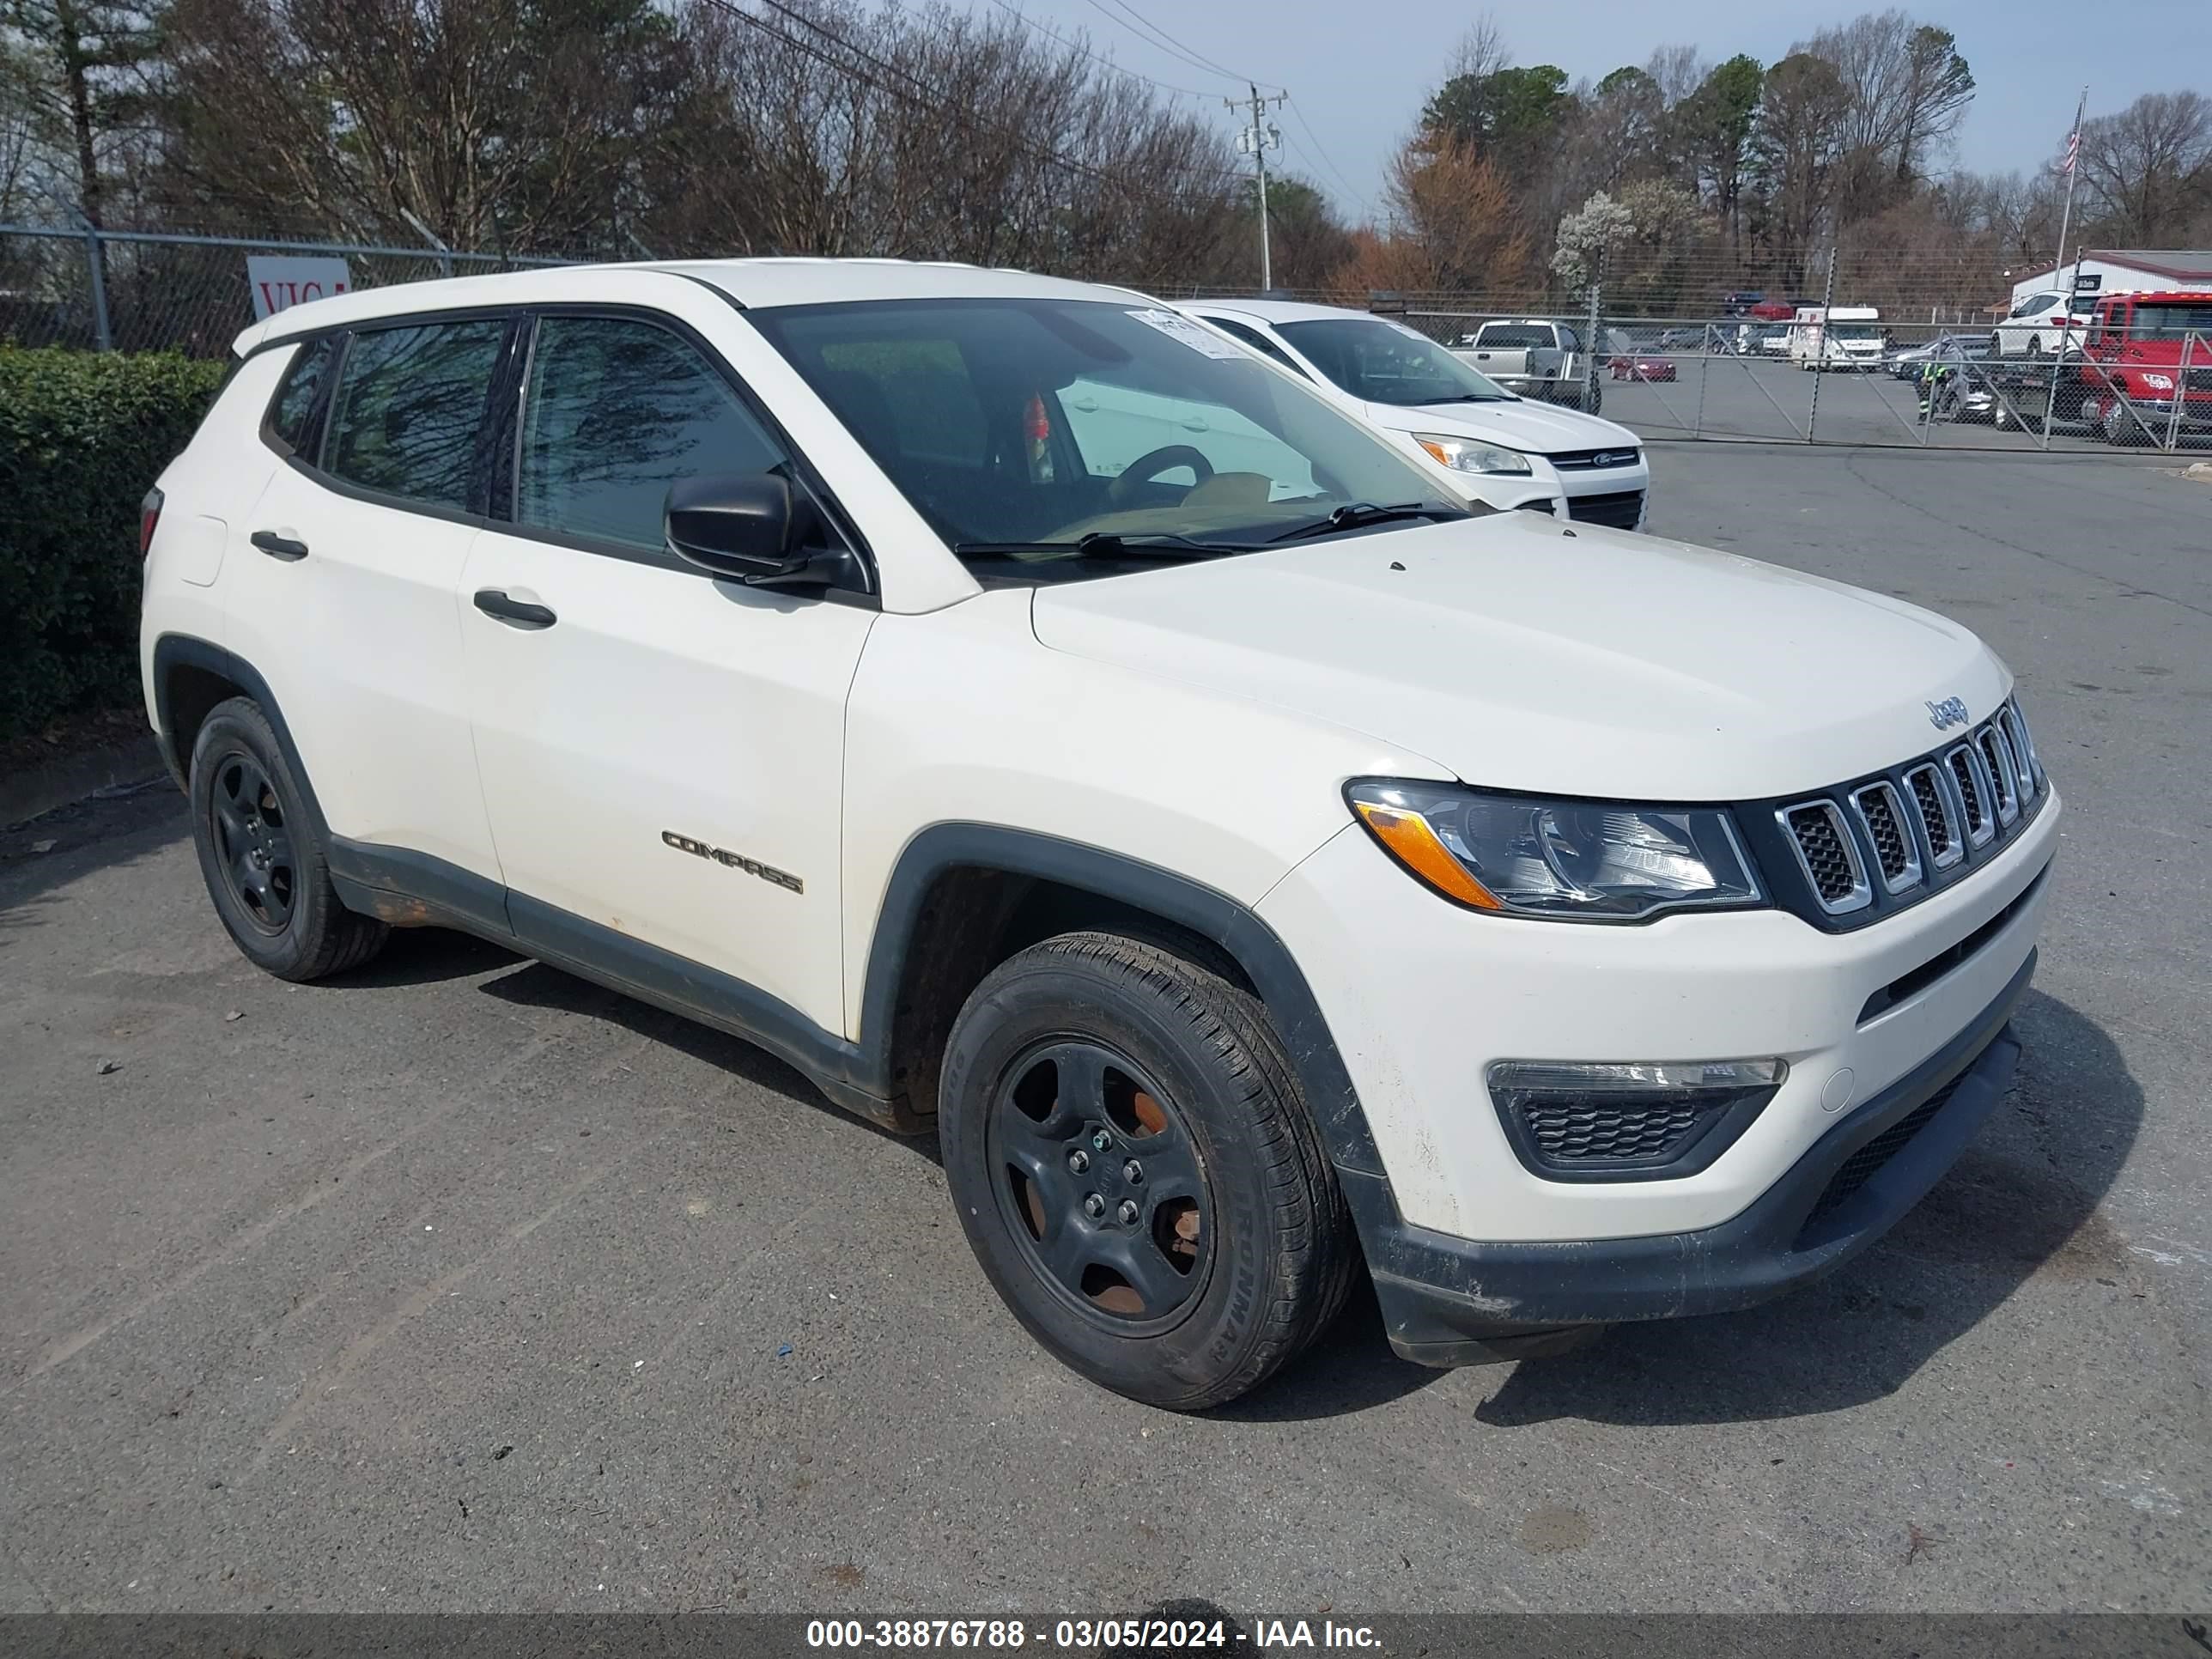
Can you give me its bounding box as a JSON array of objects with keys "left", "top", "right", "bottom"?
[
  {"left": 264, "top": 336, "right": 338, "bottom": 459},
  {"left": 517, "top": 315, "right": 786, "bottom": 551},
  {"left": 1204, "top": 316, "right": 1310, "bottom": 378},
  {"left": 326, "top": 319, "right": 508, "bottom": 510}
]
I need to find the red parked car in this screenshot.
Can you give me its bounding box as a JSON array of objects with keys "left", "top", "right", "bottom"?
[{"left": 1608, "top": 350, "right": 1676, "bottom": 382}]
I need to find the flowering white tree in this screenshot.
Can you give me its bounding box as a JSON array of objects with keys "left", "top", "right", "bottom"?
[{"left": 1551, "top": 190, "right": 1634, "bottom": 292}]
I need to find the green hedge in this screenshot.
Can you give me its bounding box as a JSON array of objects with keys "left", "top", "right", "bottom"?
[{"left": 0, "top": 347, "right": 228, "bottom": 743}]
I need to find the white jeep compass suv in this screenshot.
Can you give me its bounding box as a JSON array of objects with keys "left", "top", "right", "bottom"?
[{"left": 140, "top": 259, "right": 2059, "bottom": 1409}]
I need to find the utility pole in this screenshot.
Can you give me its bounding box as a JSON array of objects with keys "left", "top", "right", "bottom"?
[{"left": 1228, "top": 84, "right": 1285, "bottom": 292}]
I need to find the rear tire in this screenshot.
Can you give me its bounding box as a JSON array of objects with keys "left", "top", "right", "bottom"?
[
  {"left": 939, "top": 932, "right": 1356, "bottom": 1410},
  {"left": 189, "top": 698, "right": 388, "bottom": 981}
]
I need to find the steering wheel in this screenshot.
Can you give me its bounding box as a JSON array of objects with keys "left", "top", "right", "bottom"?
[{"left": 1106, "top": 444, "right": 1213, "bottom": 505}]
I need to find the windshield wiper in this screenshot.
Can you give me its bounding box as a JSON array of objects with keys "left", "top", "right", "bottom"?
[
  {"left": 1267, "top": 501, "right": 1467, "bottom": 544},
  {"left": 953, "top": 531, "right": 1258, "bottom": 561}
]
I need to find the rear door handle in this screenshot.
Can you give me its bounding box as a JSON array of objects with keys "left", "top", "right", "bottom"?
[
  {"left": 250, "top": 530, "right": 308, "bottom": 561},
  {"left": 472, "top": 588, "right": 557, "bottom": 629}
]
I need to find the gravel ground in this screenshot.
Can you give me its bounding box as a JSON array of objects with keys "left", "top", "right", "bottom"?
[{"left": 1, "top": 441, "right": 2206, "bottom": 1618}]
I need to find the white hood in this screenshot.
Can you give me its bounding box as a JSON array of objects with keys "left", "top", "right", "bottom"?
[
  {"left": 1360, "top": 397, "right": 1642, "bottom": 456},
  {"left": 1029, "top": 514, "right": 2008, "bottom": 802}
]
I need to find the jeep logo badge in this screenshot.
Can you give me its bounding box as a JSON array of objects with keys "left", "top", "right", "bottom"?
[{"left": 1926, "top": 696, "right": 1970, "bottom": 731}]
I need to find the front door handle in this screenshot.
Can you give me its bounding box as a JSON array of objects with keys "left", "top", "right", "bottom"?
[
  {"left": 472, "top": 588, "right": 557, "bottom": 629},
  {"left": 250, "top": 530, "right": 309, "bottom": 561}
]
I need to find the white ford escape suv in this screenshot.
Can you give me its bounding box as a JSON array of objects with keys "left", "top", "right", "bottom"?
[{"left": 141, "top": 259, "right": 2058, "bottom": 1409}]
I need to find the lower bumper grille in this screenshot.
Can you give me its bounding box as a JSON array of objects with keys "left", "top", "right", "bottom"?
[
  {"left": 1801, "top": 1073, "right": 1962, "bottom": 1233},
  {"left": 1565, "top": 489, "right": 1644, "bottom": 530}
]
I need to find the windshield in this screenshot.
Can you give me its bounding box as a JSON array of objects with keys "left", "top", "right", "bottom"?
[
  {"left": 2130, "top": 301, "right": 2212, "bottom": 337},
  {"left": 1830, "top": 323, "right": 1882, "bottom": 340},
  {"left": 744, "top": 298, "right": 1465, "bottom": 577},
  {"left": 1275, "top": 317, "right": 1514, "bottom": 406}
]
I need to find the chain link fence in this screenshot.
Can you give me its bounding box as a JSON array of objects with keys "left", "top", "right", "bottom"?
[
  {"left": 1389, "top": 301, "right": 2209, "bottom": 457},
  {"left": 0, "top": 223, "right": 573, "bottom": 358},
  {"left": 5, "top": 222, "right": 2207, "bottom": 456}
]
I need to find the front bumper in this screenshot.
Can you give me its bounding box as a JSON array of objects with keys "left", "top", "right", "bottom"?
[{"left": 1356, "top": 951, "right": 2031, "bottom": 1364}]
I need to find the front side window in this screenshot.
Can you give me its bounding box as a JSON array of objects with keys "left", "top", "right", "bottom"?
[
  {"left": 264, "top": 336, "right": 338, "bottom": 458},
  {"left": 326, "top": 319, "right": 508, "bottom": 509},
  {"left": 1277, "top": 317, "right": 1515, "bottom": 407},
  {"left": 744, "top": 297, "right": 1463, "bottom": 577},
  {"left": 517, "top": 316, "right": 785, "bottom": 551}
]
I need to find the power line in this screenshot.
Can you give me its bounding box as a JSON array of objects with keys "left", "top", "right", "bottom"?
[
  {"left": 1283, "top": 98, "right": 1375, "bottom": 217},
  {"left": 979, "top": 0, "right": 1212, "bottom": 102},
  {"left": 696, "top": 0, "right": 1240, "bottom": 198},
  {"left": 1076, "top": 0, "right": 1284, "bottom": 94}
]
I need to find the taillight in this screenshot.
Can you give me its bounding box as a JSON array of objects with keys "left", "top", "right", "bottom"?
[{"left": 139, "top": 488, "right": 163, "bottom": 558}]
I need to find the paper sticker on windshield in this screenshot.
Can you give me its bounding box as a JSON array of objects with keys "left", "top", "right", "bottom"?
[
  {"left": 1127, "top": 308, "right": 1246, "bottom": 360},
  {"left": 1385, "top": 320, "right": 1431, "bottom": 341}
]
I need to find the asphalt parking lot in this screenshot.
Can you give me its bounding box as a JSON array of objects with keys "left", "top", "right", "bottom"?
[{"left": 3, "top": 441, "right": 2208, "bottom": 1618}]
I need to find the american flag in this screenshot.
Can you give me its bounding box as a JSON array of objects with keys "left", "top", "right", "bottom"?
[{"left": 2064, "top": 128, "right": 2080, "bottom": 173}]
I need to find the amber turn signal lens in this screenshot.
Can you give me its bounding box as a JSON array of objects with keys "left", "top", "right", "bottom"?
[{"left": 1352, "top": 800, "right": 1502, "bottom": 909}]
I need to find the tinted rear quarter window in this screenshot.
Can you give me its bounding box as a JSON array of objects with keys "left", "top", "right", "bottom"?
[
  {"left": 326, "top": 319, "right": 509, "bottom": 510},
  {"left": 1204, "top": 317, "right": 1309, "bottom": 378},
  {"left": 264, "top": 336, "right": 338, "bottom": 458}
]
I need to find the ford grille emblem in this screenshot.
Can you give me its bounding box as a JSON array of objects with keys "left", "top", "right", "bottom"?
[{"left": 1926, "top": 696, "right": 1970, "bottom": 731}]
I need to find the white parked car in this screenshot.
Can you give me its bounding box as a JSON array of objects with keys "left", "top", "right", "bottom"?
[
  {"left": 1993, "top": 290, "right": 2094, "bottom": 358},
  {"left": 1172, "top": 298, "right": 1650, "bottom": 530},
  {"left": 141, "top": 258, "right": 2058, "bottom": 1408}
]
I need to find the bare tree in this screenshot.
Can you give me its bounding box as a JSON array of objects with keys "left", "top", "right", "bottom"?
[
  {"left": 1750, "top": 52, "right": 1851, "bottom": 289},
  {"left": 1802, "top": 10, "right": 1972, "bottom": 218},
  {"left": 2073, "top": 91, "right": 2212, "bottom": 246}
]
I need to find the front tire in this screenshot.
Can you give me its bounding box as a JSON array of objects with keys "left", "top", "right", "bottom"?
[
  {"left": 189, "top": 698, "right": 388, "bottom": 981},
  {"left": 939, "top": 932, "right": 1355, "bottom": 1410}
]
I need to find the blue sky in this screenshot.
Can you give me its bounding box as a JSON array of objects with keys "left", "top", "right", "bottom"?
[{"left": 969, "top": 0, "right": 2212, "bottom": 222}]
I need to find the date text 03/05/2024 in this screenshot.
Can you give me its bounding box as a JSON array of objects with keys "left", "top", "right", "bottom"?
[{"left": 803, "top": 1617, "right": 1385, "bottom": 1650}]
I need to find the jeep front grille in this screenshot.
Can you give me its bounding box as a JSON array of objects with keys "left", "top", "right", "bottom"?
[
  {"left": 1905, "top": 763, "right": 1963, "bottom": 869},
  {"left": 1850, "top": 781, "right": 1922, "bottom": 892},
  {"left": 1778, "top": 800, "right": 1871, "bottom": 914},
  {"left": 1762, "top": 696, "right": 2047, "bottom": 928}
]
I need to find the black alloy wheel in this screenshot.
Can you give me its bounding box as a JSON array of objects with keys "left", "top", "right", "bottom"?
[
  {"left": 939, "top": 932, "right": 1356, "bottom": 1409},
  {"left": 986, "top": 1040, "right": 1211, "bottom": 1329},
  {"left": 187, "top": 696, "right": 387, "bottom": 981},
  {"left": 207, "top": 750, "right": 296, "bottom": 933}
]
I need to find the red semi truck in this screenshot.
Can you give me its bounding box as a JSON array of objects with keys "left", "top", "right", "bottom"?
[{"left": 2076, "top": 289, "right": 2212, "bottom": 444}]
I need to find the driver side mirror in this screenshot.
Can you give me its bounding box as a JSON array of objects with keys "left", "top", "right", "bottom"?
[{"left": 665, "top": 472, "right": 851, "bottom": 589}]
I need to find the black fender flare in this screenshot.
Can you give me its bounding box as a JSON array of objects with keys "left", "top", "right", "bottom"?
[
  {"left": 855, "top": 824, "right": 1387, "bottom": 1181},
  {"left": 151, "top": 634, "right": 331, "bottom": 834}
]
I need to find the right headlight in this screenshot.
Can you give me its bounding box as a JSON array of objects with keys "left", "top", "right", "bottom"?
[
  {"left": 1413, "top": 433, "right": 1532, "bottom": 476},
  {"left": 1346, "top": 780, "right": 1765, "bottom": 921}
]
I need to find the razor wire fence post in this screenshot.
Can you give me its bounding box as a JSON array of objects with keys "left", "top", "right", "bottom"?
[
  {"left": 1804, "top": 245, "right": 1837, "bottom": 445},
  {"left": 81, "top": 218, "right": 112, "bottom": 351},
  {"left": 400, "top": 208, "right": 455, "bottom": 278},
  {"left": 1584, "top": 273, "right": 1601, "bottom": 412},
  {"left": 1692, "top": 322, "right": 1711, "bottom": 440},
  {"left": 2170, "top": 333, "right": 2197, "bottom": 453}
]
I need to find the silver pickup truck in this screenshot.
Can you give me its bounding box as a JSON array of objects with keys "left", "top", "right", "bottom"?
[{"left": 1453, "top": 319, "right": 1599, "bottom": 412}]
